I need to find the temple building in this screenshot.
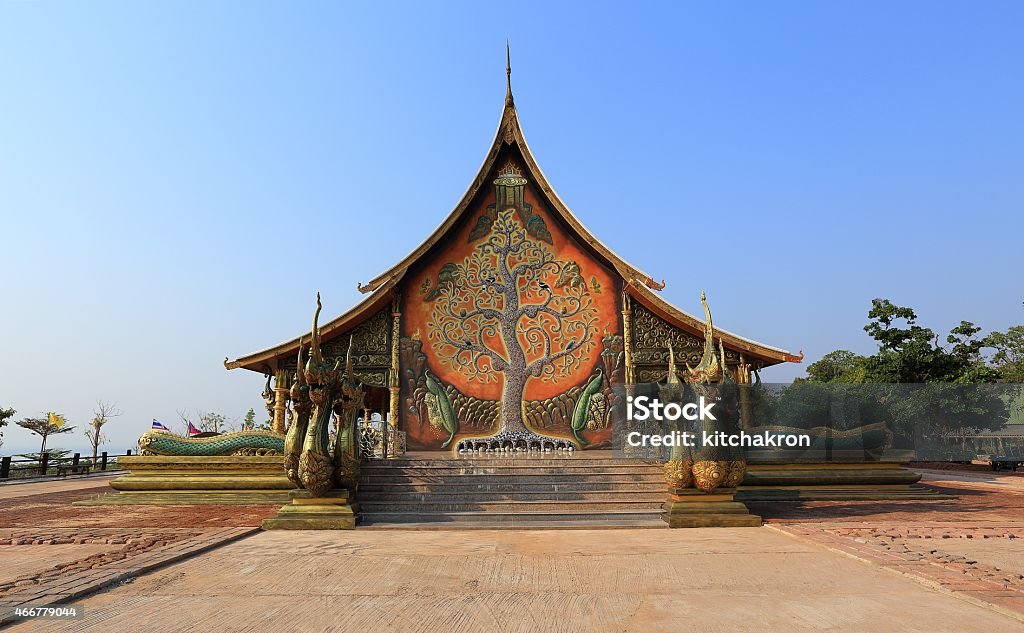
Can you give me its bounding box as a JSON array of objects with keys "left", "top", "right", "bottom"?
[
  {"left": 100, "top": 56, "right": 932, "bottom": 528},
  {"left": 224, "top": 56, "right": 802, "bottom": 454}
]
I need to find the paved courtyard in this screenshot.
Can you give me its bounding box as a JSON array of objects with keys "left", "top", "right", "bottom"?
[
  {"left": 6, "top": 528, "right": 1023, "bottom": 633},
  {"left": 1, "top": 470, "right": 1024, "bottom": 632}
]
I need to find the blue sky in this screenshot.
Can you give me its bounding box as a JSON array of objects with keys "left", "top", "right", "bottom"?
[{"left": 1, "top": 1, "right": 1021, "bottom": 454}]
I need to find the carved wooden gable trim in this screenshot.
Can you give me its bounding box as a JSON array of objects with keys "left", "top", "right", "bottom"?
[
  {"left": 632, "top": 302, "right": 742, "bottom": 383},
  {"left": 280, "top": 306, "right": 392, "bottom": 387}
]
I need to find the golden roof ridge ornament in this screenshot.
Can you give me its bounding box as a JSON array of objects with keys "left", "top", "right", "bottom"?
[{"left": 505, "top": 40, "right": 513, "bottom": 107}]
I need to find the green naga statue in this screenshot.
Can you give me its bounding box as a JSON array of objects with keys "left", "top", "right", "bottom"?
[
  {"left": 295, "top": 293, "right": 365, "bottom": 497},
  {"left": 137, "top": 429, "right": 284, "bottom": 457}
]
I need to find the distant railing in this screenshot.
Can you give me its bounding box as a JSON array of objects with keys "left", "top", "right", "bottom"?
[{"left": 0, "top": 450, "right": 134, "bottom": 480}]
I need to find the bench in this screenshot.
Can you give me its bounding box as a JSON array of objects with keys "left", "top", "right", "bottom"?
[{"left": 55, "top": 463, "right": 92, "bottom": 477}]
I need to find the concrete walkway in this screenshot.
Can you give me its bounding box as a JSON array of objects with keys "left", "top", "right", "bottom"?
[
  {"left": 914, "top": 468, "right": 1024, "bottom": 494},
  {"left": 9, "top": 528, "right": 1023, "bottom": 633},
  {"left": 0, "top": 475, "right": 119, "bottom": 501}
]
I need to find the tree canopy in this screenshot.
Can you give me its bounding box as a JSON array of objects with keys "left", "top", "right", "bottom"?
[
  {"left": 806, "top": 299, "right": 1013, "bottom": 384},
  {"left": 0, "top": 406, "right": 15, "bottom": 448},
  {"left": 797, "top": 299, "right": 1018, "bottom": 447},
  {"left": 16, "top": 413, "right": 75, "bottom": 456},
  {"left": 987, "top": 325, "right": 1024, "bottom": 382}
]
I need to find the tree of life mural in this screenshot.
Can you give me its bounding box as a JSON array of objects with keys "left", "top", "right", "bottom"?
[{"left": 426, "top": 208, "right": 599, "bottom": 451}]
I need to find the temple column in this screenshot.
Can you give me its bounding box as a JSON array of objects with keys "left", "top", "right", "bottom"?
[
  {"left": 621, "top": 291, "right": 635, "bottom": 385},
  {"left": 737, "top": 354, "right": 753, "bottom": 430},
  {"left": 272, "top": 368, "right": 290, "bottom": 434},
  {"left": 387, "top": 297, "right": 402, "bottom": 457}
]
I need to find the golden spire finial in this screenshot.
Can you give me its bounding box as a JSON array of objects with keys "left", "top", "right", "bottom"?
[{"left": 505, "top": 40, "right": 513, "bottom": 106}]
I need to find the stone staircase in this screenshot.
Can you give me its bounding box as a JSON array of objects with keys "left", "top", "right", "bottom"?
[{"left": 357, "top": 456, "right": 668, "bottom": 528}]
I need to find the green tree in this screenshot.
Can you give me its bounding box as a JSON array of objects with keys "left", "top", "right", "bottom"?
[
  {"left": 199, "top": 411, "right": 230, "bottom": 433},
  {"left": 17, "top": 449, "right": 72, "bottom": 463},
  {"left": 987, "top": 326, "right": 1024, "bottom": 382},
  {"left": 986, "top": 326, "right": 1024, "bottom": 423},
  {"left": 177, "top": 409, "right": 235, "bottom": 434},
  {"left": 805, "top": 350, "right": 866, "bottom": 383},
  {"left": 243, "top": 408, "right": 256, "bottom": 430},
  {"left": 803, "top": 299, "right": 1010, "bottom": 449},
  {"left": 861, "top": 299, "right": 953, "bottom": 382},
  {"left": 808, "top": 299, "right": 1003, "bottom": 384},
  {"left": 0, "top": 406, "right": 14, "bottom": 448},
  {"left": 16, "top": 413, "right": 75, "bottom": 457}
]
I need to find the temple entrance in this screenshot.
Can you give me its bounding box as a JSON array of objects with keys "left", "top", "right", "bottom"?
[{"left": 358, "top": 385, "right": 399, "bottom": 459}]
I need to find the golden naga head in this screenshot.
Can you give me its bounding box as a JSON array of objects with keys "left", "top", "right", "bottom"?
[
  {"left": 305, "top": 293, "right": 333, "bottom": 406},
  {"left": 684, "top": 291, "right": 729, "bottom": 384},
  {"left": 290, "top": 341, "right": 309, "bottom": 402},
  {"left": 338, "top": 335, "right": 365, "bottom": 413}
]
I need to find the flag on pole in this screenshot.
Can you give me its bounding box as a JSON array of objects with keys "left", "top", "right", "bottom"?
[
  {"left": 187, "top": 421, "right": 202, "bottom": 437},
  {"left": 151, "top": 419, "right": 171, "bottom": 432}
]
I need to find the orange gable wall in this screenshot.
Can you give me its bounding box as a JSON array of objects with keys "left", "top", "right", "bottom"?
[{"left": 399, "top": 153, "right": 621, "bottom": 448}]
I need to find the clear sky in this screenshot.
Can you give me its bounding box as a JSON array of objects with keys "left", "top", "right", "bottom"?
[{"left": 1, "top": 1, "right": 1021, "bottom": 455}]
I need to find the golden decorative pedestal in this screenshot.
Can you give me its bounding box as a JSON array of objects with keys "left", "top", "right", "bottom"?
[
  {"left": 261, "top": 489, "right": 358, "bottom": 530},
  {"left": 736, "top": 461, "right": 945, "bottom": 500},
  {"left": 661, "top": 488, "right": 762, "bottom": 528},
  {"left": 75, "top": 456, "right": 295, "bottom": 506}
]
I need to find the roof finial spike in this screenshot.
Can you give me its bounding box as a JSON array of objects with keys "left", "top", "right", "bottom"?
[{"left": 505, "top": 40, "right": 513, "bottom": 106}]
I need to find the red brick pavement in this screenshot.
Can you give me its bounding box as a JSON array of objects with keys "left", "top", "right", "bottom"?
[
  {"left": 757, "top": 479, "right": 1024, "bottom": 622},
  {"left": 0, "top": 485, "right": 279, "bottom": 528},
  {"left": 0, "top": 483, "right": 279, "bottom": 623},
  {"left": 748, "top": 483, "right": 1024, "bottom": 524}
]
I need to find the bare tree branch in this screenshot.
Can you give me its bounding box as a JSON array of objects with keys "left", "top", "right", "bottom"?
[{"left": 84, "top": 400, "right": 121, "bottom": 463}]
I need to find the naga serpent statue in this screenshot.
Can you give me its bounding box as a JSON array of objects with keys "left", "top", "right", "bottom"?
[
  {"left": 283, "top": 342, "right": 311, "bottom": 486},
  {"left": 663, "top": 292, "right": 747, "bottom": 493},
  {"left": 295, "top": 293, "right": 365, "bottom": 496},
  {"left": 138, "top": 429, "right": 285, "bottom": 456}
]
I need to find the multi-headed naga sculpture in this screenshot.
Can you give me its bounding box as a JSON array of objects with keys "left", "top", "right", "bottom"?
[
  {"left": 663, "top": 292, "right": 747, "bottom": 493},
  {"left": 291, "top": 294, "right": 365, "bottom": 497}
]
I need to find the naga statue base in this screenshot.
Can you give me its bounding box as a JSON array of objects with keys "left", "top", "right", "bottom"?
[
  {"left": 455, "top": 430, "right": 576, "bottom": 454},
  {"left": 661, "top": 487, "right": 761, "bottom": 528},
  {"left": 261, "top": 489, "right": 357, "bottom": 530}
]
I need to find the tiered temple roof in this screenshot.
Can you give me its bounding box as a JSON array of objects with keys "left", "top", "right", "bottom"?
[{"left": 226, "top": 56, "right": 800, "bottom": 374}]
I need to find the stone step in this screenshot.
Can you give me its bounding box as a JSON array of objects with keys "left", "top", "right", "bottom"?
[
  {"left": 360, "top": 465, "right": 664, "bottom": 476},
  {"left": 365, "top": 458, "right": 662, "bottom": 467},
  {"left": 358, "top": 500, "right": 666, "bottom": 513},
  {"left": 358, "top": 519, "right": 668, "bottom": 530},
  {"left": 358, "top": 509, "right": 666, "bottom": 526},
  {"left": 358, "top": 481, "right": 667, "bottom": 494},
  {"left": 359, "top": 473, "right": 665, "bottom": 485},
  {"left": 360, "top": 471, "right": 663, "bottom": 481},
  {"left": 357, "top": 458, "right": 670, "bottom": 528},
  {"left": 736, "top": 484, "right": 950, "bottom": 501},
  {"left": 359, "top": 490, "right": 667, "bottom": 503}
]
